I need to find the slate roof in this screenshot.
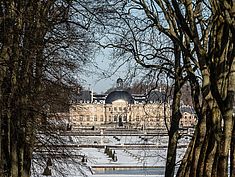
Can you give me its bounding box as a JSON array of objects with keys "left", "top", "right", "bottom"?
[
  {"left": 73, "top": 89, "right": 169, "bottom": 104},
  {"left": 147, "top": 91, "right": 166, "bottom": 103},
  {"left": 180, "top": 106, "right": 195, "bottom": 114},
  {"left": 72, "top": 90, "right": 92, "bottom": 103}
]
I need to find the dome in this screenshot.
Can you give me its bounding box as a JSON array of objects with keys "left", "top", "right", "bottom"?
[{"left": 105, "top": 90, "right": 134, "bottom": 104}]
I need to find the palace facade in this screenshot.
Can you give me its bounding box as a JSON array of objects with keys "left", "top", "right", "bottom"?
[{"left": 69, "top": 79, "right": 196, "bottom": 130}]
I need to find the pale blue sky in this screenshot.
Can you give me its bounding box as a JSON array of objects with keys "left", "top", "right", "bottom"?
[{"left": 81, "top": 48, "right": 129, "bottom": 93}]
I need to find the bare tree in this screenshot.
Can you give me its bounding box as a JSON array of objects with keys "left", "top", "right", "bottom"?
[
  {"left": 93, "top": 3, "right": 189, "bottom": 177},
  {"left": 95, "top": 0, "right": 235, "bottom": 176},
  {"left": 0, "top": 0, "right": 101, "bottom": 177}
]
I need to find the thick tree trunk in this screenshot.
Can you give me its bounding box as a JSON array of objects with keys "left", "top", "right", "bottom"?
[
  {"left": 190, "top": 104, "right": 207, "bottom": 177},
  {"left": 165, "top": 88, "right": 181, "bottom": 177},
  {"left": 176, "top": 133, "right": 195, "bottom": 177},
  {"left": 165, "top": 43, "right": 182, "bottom": 177},
  {"left": 196, "top": 107, "right": 208, "bottom": 177}
]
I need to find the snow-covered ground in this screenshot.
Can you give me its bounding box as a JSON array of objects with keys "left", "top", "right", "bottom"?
[{"left": 31, "top": 134, "right": 190, "bottom": 177}]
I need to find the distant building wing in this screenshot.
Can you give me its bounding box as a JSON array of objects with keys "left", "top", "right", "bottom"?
[
  {"left": 72, "top": 90, "right": 92, "bottom": 103},
  {"left": 146, "top": 91, "right": 167, "bottom": 103}
]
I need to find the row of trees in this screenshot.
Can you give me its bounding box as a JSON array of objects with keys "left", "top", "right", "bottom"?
[
  {"left": 96, "top": 0, "right": 234, "bottom": 177},
  {"left": 0, "top": 0, "right": 101, "bottom": 176}
]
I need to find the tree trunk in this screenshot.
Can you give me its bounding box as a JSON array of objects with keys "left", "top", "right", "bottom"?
[
  {"left": 195, "top": 106, "right": 208, "bottom": 177},
  {"left": 165, "top": 87, "right": 181, "bottom": 177},
  {"left": 190, "top": 104, "right": 207, "bottom": 177},
  {"left": 0, "top": 2, "right": 49, "bottom": 176},
  {"left": 165, "top": 42, "right": 183, "bottom": 177}
]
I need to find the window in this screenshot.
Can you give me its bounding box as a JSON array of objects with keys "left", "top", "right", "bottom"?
[
  {"left": 119, "top": 107, "right": 122, "bottom": 111},
  {"left": 79, "top": 116, "right": 83, "bottom": 121},
  {"left": 87, "top": 116, "right": 90, "bottom": 121},
  {"left": 114, "top": 115, "right": 117, "bottom": 121},
  {"left": 114, "top": 107, "right": 117, "bottom": 111},
  {"left": 94, "top": 115, "right": 97, "bottom": 121},
  {"left": 136, "top": 116, "right": 140, "bottom": 121},
  {"left": 100, "top": 115, "right": 103, "bottom": 121}
]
